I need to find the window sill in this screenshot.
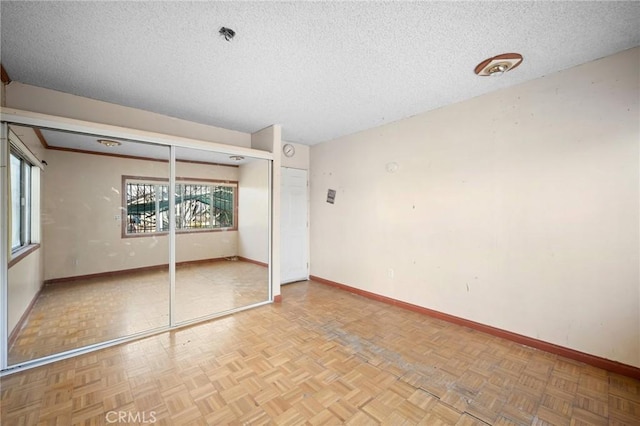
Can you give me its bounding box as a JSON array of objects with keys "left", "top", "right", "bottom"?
[
  {"left": 9, "top": 244, "right": 41, "bottom": 268},
  {"left": 123, "top": 228, "right": 238, "bottom": 239}
]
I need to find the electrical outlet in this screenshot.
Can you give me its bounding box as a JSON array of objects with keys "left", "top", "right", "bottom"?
[{"left": 388, "top": 268, "right": 394, "bottom": 279}]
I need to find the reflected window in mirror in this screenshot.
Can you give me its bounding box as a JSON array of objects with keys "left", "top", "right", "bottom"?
[
  {"left": 123, "top": 176, "right": 238, "bottom": 237},
  {"left": 9, "top": 140, "right": 40, "bottom": 258}
]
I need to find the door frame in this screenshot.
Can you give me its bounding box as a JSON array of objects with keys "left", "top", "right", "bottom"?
[{"left": 280, "top": 166, "right": 309, "bottom": 284}]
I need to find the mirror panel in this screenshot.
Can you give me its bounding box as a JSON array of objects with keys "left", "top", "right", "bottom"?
[
  {"left": 4, "top": 124, "right": 272, "bottom": 369},
  {"left": 174, "top": 147, "right": 270, "bottom": 323},
  {"left": 7, "top": 126, "right": 170, "bottom": 365}
]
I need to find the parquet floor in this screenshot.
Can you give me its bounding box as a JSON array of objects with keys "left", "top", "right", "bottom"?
[
  {"left": 2, "top": 280, "right": 639, "bottom": 425},
  {"left": 9, "top": 260, "right": 269, "bottom": 364}
]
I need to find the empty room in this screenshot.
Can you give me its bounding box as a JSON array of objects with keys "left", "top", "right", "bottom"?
[{"left": 1, "top": 1, "right": 639, "bottom": 425}]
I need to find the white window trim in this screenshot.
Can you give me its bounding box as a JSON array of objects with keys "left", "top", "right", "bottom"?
[
  {"left": 8, "top": 132, "right": 41, "bottom": 253},
  {"left": 8, "top": 129, "right": 43, "bottom": 170}
]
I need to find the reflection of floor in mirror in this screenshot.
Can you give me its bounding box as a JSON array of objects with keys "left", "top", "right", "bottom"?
[{"left": 8, "top": 260, "right": 269, "bottom": 365}]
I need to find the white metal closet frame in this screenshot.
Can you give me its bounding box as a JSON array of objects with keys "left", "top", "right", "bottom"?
[{"left": 0, "top": 108, "right": 275, "bottom": 375}]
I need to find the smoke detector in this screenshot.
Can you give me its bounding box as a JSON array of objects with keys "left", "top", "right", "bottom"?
[{"left": 474, "top": 53, "right": 523, "bottom": 76}]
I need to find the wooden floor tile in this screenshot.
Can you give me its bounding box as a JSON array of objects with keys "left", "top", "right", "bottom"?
[{"left": 1, "top": 280, "right": 639, "bottom": 425}]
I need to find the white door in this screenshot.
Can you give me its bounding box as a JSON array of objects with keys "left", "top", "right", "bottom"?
[{"left": 280, "top": 167, "right": 308, "bottom": 284}]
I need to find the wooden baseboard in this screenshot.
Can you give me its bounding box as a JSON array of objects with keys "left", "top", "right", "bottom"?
[
  {"left": 309, "top": 275, "right": 640, "bottom": 380},
  {"left": 8, "top": 287, "right": 43, "bottom": 348},
  {"left": 237, "top": 256, "right": 268, "bottom": 268},
  {"left": 44, "top": 257, "right": 236, "bottom": 285}
]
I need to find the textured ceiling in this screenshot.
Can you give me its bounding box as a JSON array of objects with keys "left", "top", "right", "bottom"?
[{"left": 1, "top": 1, "right": 639, "bottom": 145}]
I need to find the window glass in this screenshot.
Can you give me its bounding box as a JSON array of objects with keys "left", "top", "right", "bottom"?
[
  {"left": 126, "top": 182, "right": 160, "bottom": 233},
  {"left": 10, "top": 154, "right": 21, "bottom": 250},
  {"left": 9, "top": 151, "right": 34, "bottom": 251},
  {"left": 23, "top": 161, "right": 31, "bottom": 241}
]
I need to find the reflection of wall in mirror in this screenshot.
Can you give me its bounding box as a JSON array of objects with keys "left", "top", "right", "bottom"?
[
  {"left": 42, "top": 148, "right": 241, "bottom": 281},
  {"left": 238, "top": 160, "right": 270, "bottom": 265}
]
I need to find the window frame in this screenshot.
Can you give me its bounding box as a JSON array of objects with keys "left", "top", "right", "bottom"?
[
  {"left": 9, "top": 149, "right": 34, "bottom": 255},
  {"left": 122, "top": 175, "right": 239, "bottom": 238},
  {"left": 7, "top": 126, "right": 42, "bottom": 268}
]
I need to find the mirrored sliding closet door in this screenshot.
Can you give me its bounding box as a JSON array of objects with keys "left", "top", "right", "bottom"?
[
  {"left": 173, "top": 147, "right": 271, "bottom": 324},
  {"left": 6, "top": 126, "right": 170, "bottom": 366},
  {"left": 2, "top": 120, "right": 273, "bottom": 372}
]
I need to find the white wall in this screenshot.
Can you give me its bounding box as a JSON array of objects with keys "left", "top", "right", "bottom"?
[
  {"left": 310, "top": 47, "right": 640, "bottom": 367},
  {"left": 43, "top": 149, "right": 239, "bottom": 280}
]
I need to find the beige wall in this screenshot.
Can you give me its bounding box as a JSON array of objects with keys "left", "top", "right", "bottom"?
[
  {"left": 237, "top": 160, "right": 270, "bottom": 264},
  {"left": 43, "top": 149, "right": 239, "bottom": 280},
  {"left": 281, "top": 140, "right": 310, "bottom": 170},
  {"left": 310, "top": 47, "right": 640, "bottom": 367},
  {"left": 252, "top": 125, "right": 282, "bottom": 297},
  {"left": 5, "top": 82, "right": 251, "bottom": 147},
  {"left": 8, "top": 250, "right": 43, "bottom": 333}
]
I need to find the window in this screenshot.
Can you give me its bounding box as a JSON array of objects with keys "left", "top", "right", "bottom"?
[
  {"left": 9, "top": 149, "right": 36, "bottom": 252},
  {"left": 175, "top": 183, "right": 235, "bottom": 230},
  {"left": 125, "top": 181, "right": 169, "bottom": 233},
  {"left": 124, "top": 177, "right": 237, "bottom": 236}
]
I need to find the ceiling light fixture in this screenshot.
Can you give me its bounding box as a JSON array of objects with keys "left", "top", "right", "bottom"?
[
  {"left": 97, "top": 139, "right": 122, "bottom": 147},
  {"left": 229, "top": 155, "right": 244, "bottom": 161},
  {"left": 474, "top": 53, "right": 523, "bottom": 76},
  {"left": 219, "top": 27, "right": 236, "bottom": 41}
]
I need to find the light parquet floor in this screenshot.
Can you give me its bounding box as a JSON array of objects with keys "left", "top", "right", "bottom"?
[
  {"left": 2, "top": 280, "right": 639, "bottom": 425},
  {"left": 9, "top": 260, "right": 269, "bottom": 364}
]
